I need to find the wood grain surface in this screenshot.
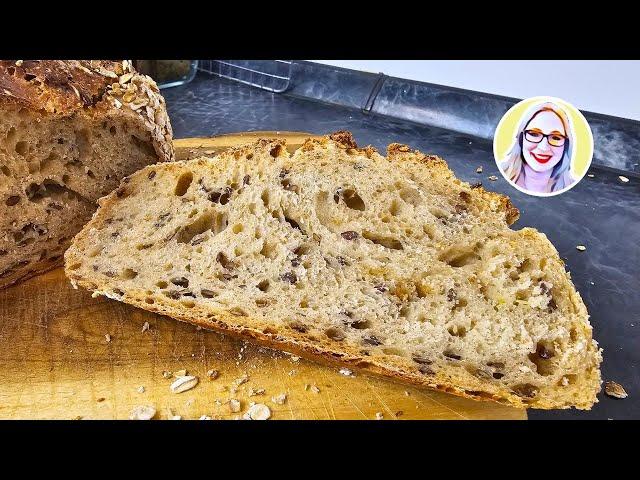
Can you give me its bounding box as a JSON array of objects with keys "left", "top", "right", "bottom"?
[{"left": 0, "top": 132, "right": 527, "bottom": 420}]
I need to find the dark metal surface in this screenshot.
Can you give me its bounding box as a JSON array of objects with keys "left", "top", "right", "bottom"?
[
  {"left": 285, "top": 60, "right": 640, "bottom": 174},
  {"left": 163, "top": 74, "right": 639, "bottom": 419}
]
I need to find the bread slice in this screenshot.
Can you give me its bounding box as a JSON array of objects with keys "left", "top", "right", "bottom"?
[
  {"left": 65, "top": 131, "right": 602, "bottom": 409},
  {"left": 0, "top": 60, "right": 173, "bottom": 289}
]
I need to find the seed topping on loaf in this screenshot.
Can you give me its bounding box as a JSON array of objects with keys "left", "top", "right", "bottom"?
[{"left": 0, "top": 60, "right": 173, "bottom": 162}]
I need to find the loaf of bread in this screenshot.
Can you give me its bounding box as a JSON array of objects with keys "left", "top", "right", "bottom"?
[
  {"left": 0, "top": 60, "right": 174, "bottom": 288},
  {"left": 65, "top": 131, "right": 602, "bottom": 409}
]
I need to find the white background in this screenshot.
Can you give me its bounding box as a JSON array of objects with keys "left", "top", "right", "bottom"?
[{"left": 313, "top": 61, "right": 640, "bottom": 121}]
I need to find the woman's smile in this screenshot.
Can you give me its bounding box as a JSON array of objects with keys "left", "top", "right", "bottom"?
[{"left": 531, "top": 152, "right": 553, "bottom": 164}]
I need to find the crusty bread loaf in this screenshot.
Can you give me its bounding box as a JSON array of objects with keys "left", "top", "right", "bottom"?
[
  {"left": 65, "top": 131, "right": 602, "bottom": 409},
  {"left": 0, "top": 60, "right": 174, "bottom": 289}
]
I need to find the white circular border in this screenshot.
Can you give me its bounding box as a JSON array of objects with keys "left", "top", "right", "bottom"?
[{"left": 492, "top": 95, "right": 594, "bottom": 197}]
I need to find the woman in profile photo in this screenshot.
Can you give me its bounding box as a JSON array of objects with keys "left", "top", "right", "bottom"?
[{"left": 499, "top": 101, "right": 577, "bottom": 194}]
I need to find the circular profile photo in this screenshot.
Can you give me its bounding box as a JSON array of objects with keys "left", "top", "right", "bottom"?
[{"left": 493, "top": 96, "right": 593, "bottom": 197}]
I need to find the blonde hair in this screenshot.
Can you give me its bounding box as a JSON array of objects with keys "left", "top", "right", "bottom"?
[{"left": 499, "top": 101, "right": 576, "bottom": 193}]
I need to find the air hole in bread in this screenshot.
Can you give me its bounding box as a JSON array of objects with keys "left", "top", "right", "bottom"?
[
  {"left": 200, "top": 289, "right": 216, "bottom": 298},
  {"left": 281, "top": 178, "right": 299, "bottom": 194},
  {"left": 448, "top": 325, "right": 467, "bottom": 337},
  {"left": 260, "top": 242, "right": 278, "bottom": 259},
  {"left": 75, "top": 129, "right": 91, "bottom": 163},
  {"left": 176, "top": 211, "right": 217, "bottom": 244},
  {"left": 512, "top": 383, "right": 538, "bottom": 398},
  {"left": 559, "top": 374, "right": 577, "bottom": 386},
  {"left": 214, "top": 212, "right": 229, "bottom": 234},
  {"left": 261, "top": 190, "right": 270, "bottom": 207},
  {"left": 15, "top": 141, "right": 27, "bottom": 155},
  {"left": 438, "top": 246, "right": 479, "bottom": 268},
  {"left": 422, "top": 224, "right": 435, "bottom": 240},
  {"left": 257, "top": 280, "right": 270, "bottom": 292},
  {"left": 349, "top": 319, "right": 371, "bottom": 330},
  {"left": 1, "top": 165, "right": 11, "bottom": 176},
  {"left": 340, "top": 188, "right": 366, "bottom": 211},
  {"left": 569, "top": 328, "right": 578, "bottom": 342},
  {"left": 399, "top": 187, "right": 422, "bottom": 206},
  {"left": 174, "top": 172, "right": 194, "bottom": 196},
  {"left": 6, "top": 127, "right": 17, "bottom": 145},
  {"left": 181, "top": 299, "right": 195, "bottom": 308},
  {"left": 130, "top": 135, "right": 156, "bottom": 157},
  {"left": 517, "top": 258, "right": 533, "bottom": 273},
  {"left": 121, "top": 268, "right": 138, "bottom": 280},
  {"left": 68, "top": 262, "right": 82, "bottom": 271},
  {"left": 415, "top": 282, "right": 432, "bottom": 298},
  {"left": 528, "top": 341, "right": 556, "bottom": 376},
  {"left": 109, "top": 126, "right": 117, "bottom": 136},
  {"left": 145, "top": 297, "right": 154, "bottom": 304},
  {"left": 325, "top": 327, "right": 346, "bottom": 341},
  {"left": 284, "top": 216, "right": 304, "bottom": 233},
  {"left": 13, "top": 223, "right": 46, "bottom": 245},
  {"left": 389, "top": 199, "right": 402, "bottom": 216},
  {"left": 229, "top": 307, "right": 247, "bottom": 316},
  {"left": 429, "top": 207, "right": 448, "bottom": 219},
  {"left": 362, "top": 231, "right": 403, "bottom": 250},
  {"left": 299, "top": 298, "right": 309, "bottom": 308},
  {"left": 452, "top": 298, "right": 468, "bottom": 311},
  {"left": 487, "top": 361, "right": 504, "bottom": 370},
  {"left": 232, "top": 224, "right": 243, "bottom": 234},
  {"left": 156, "top": 281, "right": 168, "bottom": 289}
]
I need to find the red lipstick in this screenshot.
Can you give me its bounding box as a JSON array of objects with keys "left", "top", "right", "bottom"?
[{"left": 531, "top": 153, "right": 552, "bottom": 164}]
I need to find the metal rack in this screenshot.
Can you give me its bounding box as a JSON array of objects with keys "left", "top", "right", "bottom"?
[{"left": 197, "top": 60, "right": 293, "bottom": 93}]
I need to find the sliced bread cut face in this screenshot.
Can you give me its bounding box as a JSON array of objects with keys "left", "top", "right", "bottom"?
[
  {"left": 0, "top": 60, "right": 174, "bottom": 288},
  {"left": 65, "top": 132, "right": 602, "bottom": 410}
]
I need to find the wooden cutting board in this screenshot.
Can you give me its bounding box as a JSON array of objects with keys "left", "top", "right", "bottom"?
[{"left": 0, "top": 132, "right": 526, "bottom": 420}]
